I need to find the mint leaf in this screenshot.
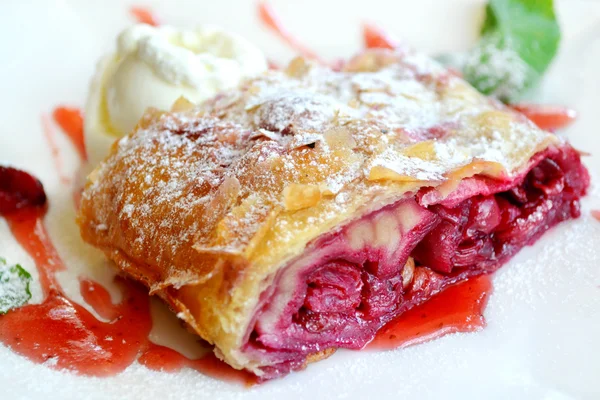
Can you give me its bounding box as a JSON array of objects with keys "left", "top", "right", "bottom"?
[
  {"left": 481, "top": 0, "right": 560, "bottom": 74},
  {"left": 463, "top": 33, "right": 537, "bottom": 102},
  {"left": 0, "top": 258, "right": 32, "bottom": 314},
  {"left": 462, "top": 0, "right": 560, "bottom": 102}
]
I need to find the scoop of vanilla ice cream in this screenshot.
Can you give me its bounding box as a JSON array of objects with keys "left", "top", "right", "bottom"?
[{"left": 85, "top": 24, "right": 268, "bottom": 166}]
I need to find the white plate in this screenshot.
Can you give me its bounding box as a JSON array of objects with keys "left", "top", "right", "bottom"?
[{"left": 1, "top": 0, "right": 599, "bottom": 399}]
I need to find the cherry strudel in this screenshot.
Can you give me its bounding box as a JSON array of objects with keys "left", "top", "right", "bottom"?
[{"left": 78, "top": 49, "right": 589, "bottom": 379}]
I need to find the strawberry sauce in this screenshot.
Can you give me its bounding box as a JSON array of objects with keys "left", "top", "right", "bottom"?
[
  {"left": 52, "top": 107, "right": 87, "bottom": 161},
  {"left": 257, "top": 2, "right": 323, "bottom": 62},
  {"left": 0, "top": 202, "right": 153, "bottom": 376},
  {"left": 370, "top": 275, "right": 491, "bottom": 349},
  {"left": 139, "top": 343, "right": 255, "bottom": 384},
  {"left": 130, "top": 6, "right": 160, "bottom": 26},
  {"left": 362, "top": 23, "right": 399, "bottom": 50},
  {"left": 511, "top": 104, "right": 577, "bottom": 131},
  {"left": 0, "top": 166, "right": 246, "bottom": 381}
]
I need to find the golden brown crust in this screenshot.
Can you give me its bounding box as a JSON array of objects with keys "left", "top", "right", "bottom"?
[
  {"left": 305, "top": 348, "right": 337, "bottom": 365},
  {"left": 77, "top": 49, "right": 559, "bottom": 373}
]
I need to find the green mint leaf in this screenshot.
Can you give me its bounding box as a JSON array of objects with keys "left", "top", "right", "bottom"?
[
  {"left": 482, "top": 0, "right": 560, "bottom": 75},
  {"left": 463, "top": 32, "right": 538, "bottom": 102},
  {"left": 0, "top": 260, "right": 32, "bottom": 314},
  {"left": 463, "top": 0, "right": 560, "bottom": 102}
]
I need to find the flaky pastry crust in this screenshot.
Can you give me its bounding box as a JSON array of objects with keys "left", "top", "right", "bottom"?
[{"left": 78, "top": 49, "right": 561, "bottom": 374}]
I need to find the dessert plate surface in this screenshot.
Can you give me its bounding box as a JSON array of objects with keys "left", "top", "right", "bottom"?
[{"left": 0, "top": 0, "right": 599, "bottom": 398}]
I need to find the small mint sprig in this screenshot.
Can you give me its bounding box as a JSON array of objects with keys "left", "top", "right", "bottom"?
[
  {"left": 0, "top": 257, "right": 33, "bottom": 314},
  {"left": 447, "top": 0, "right": 561, "bottom": 103}
]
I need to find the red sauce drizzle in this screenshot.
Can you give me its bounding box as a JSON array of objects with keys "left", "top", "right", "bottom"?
[
  {"left": 130, "top": 6, "right": 160, "bottom": 26},
  {"left": 369, "top": 275, "right": 492, "bottom": 349},
  {"left": 52, "top": 107, "right": 87, "bottom": 161},
  {"left": 0, "top": 166, "right": 246, "bottom": 382},
  {"left": 362, "top": 23, "right": 398, "bottom": 50},
  {"left": 0, "top": 205, "right": 153, "bottom": 376},
  {"left": 257, "top": 2, "right": 323, "bottom": 62},
  {"left": 139, "top": 343, "right": 256, "bottom": 385},
  {"left": 511, "top": 104, "right": 577, "bottom": 131}
]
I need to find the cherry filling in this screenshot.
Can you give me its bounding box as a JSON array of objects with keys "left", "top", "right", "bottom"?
[
  {"left": 414, "top": 145, "right": 588, "bottom": 273},
  {"left": 244, "top": 145, "right": 589, "bottom": 379}
]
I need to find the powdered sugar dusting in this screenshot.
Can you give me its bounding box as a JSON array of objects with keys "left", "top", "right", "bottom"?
[
  {"left": 0, "top": 259, "right": 32, "bottom": 314},
  {"left": 463, "top": 33, "right": 533, "bottom": 102},
  {"left": 80, "top": 48, "right": 556, "bottom": 287}
]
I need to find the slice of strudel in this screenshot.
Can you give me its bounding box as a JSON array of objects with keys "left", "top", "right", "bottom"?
[{"left": 77, "top": 49, "right": 590, "bottom": 379}]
